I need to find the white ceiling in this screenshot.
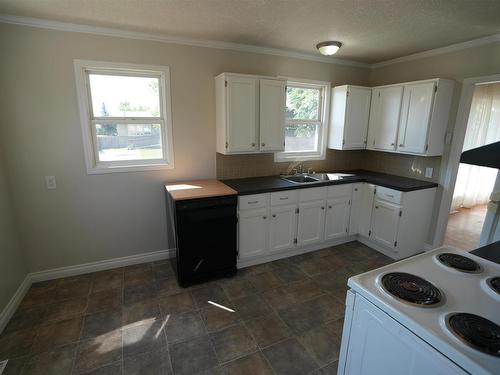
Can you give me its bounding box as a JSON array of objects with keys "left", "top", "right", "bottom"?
[{"left": 1, "top": 0, "right": 499, "bottom": 63}]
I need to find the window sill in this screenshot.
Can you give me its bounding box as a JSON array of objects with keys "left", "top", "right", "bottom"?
[
  {"left": 86, "top": 162, "right": 174, "bottom": 174},
  {"left": 274, "top": 153, "right": 326, "bottom": 163}
]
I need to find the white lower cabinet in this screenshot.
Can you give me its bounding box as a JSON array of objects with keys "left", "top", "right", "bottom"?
[
  {"left": 297, "top": 200, "right": 326, "bottom": 246},
  {"left": 238, "top": 207, "right": 269, "bottom": 259},
  {"left": 370, "top": 198, "right": 401, "bottom": 250},
  {"left": 237, "top": 183, "right": 436, "bottom": 265},
  {"left": 325, "top": 197, "right": 351, "bottom": 240},
  {"left": 269, "top": 204, "right": 298, "bottom": 253}
]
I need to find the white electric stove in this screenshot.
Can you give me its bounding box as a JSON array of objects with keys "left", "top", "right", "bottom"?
[{"left": 338, "top": 246, "right": 500, "bottom": 375}]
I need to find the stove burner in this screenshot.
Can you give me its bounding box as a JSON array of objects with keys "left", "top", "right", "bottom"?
[
  {"left": 488, "top": 277, "right": 500, "bottom": 295},
  {"left": 448, "top": 313, "right": 500, "bottom": 357},
  {"left": 437, "top": 253, "right": 481, "bottom": 273},
  {"left": 381, "top": 272, "right": 442, "bottom": 306}
]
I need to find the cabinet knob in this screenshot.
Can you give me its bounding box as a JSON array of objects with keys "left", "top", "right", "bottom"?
[
  {"left": 321, "top": 206, "right": 325, "bottom": 210},
  {"left": 399, "top": 144, "right": 404, "bottom": 147},
  {"left": 263, "top": 216, "right": 267, "bottom": 219},
  {"left": 390, "top": 143, "right": 395, "bottom": 146},
  {"left": 354, "top": 188, "right": 358, "bottom": 191},
  {"left": 251, "top": 143, "right": 255, "bottom": 147},
  {"left": 375, "top": 206, "right": 379, "bottom": 209},
  {"left": 261, "top": 142, "right": 266, "bottom": 147},
  {"left": 272, "top": 214, "right": 276, "bottom": 218},
  {"left": 328, "top": 205, "right": 332, "bottom": 209}
]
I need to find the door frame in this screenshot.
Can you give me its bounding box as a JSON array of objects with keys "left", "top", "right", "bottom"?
[{"left": 432, "top": 73, "right": 500, "bottom": 247}]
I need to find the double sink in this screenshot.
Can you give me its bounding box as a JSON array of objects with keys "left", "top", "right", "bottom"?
[{"left": 281, "top": 173, "right": 355, "bottom": 184}]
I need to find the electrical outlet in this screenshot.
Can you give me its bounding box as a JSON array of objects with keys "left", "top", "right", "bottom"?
[
  {"left": 45, "top": 175, "right": 57, "bottom": 190},
  {"left": 0, "top": 360, "right": 8, "bottom": 374},
  {"left": 425, "top": 168, "right": 433, "bottom": 178}
]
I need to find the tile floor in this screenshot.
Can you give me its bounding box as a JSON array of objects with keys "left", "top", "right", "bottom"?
[{"left": 0, "top": 241, "right": 393, "bottom": 375}]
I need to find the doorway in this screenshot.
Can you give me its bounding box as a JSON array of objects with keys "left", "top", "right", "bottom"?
[{"left": 441, "top": 80, "right": 500, "bottom": 250}]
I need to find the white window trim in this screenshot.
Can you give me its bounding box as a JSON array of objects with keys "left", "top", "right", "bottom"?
[
  {"left": 274, "top": 77, "right": 331, "bottom": 162},
  {"left": 74, "top": 59, "right": 174, "bottom": 174}
]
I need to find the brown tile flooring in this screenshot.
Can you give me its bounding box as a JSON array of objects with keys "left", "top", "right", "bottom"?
[
  {"left": 444, "top": 205, "right": 487, "bottom": 251},
  {"left": 0, "top": 241, "right": 393, "bottom": 375}
]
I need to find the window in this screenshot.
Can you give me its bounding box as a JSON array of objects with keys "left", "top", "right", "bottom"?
[
  {"left": 275, "top": 79, "right": 330, "bottom": 162},
  {"left": 74, "top": 60, "right": 174, "bottom": 173}
]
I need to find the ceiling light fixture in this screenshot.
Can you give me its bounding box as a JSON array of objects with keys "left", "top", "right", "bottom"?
[{"left": 316, "top": 41, "right": 342, "bottom": 56}]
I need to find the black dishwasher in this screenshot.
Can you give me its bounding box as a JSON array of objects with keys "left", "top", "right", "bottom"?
[{"left": 168, "top": 194, "right": 237, "bottom": 287}]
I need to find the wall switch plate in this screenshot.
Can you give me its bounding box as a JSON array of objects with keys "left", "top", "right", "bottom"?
[
  {"left": 45, "top": 175, "right": 57, "bottom": 190},
  {"left": 425, "top": 168, "right": 433, "bottom": 178},
  {"left": 0, "top": 360, "right": 8, "bottom": 374}
]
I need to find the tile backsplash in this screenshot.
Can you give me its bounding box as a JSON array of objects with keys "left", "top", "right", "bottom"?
[{"left": 216, "top": 150, "right": 441, "bottom": 182}]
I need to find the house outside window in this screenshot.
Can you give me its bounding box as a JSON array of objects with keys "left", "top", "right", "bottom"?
[
  {"left": 74, "top": 60, "right": 174, "bottom": 174},
  {"left": 275, "top": 79, "right": 330, "bottom": 162}
]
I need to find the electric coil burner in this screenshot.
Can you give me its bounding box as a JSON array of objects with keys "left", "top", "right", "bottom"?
[
  {"left": 437, "top": 253, "right": 482, "bottom": 273},
  {"left": 488, "top": 277, "right": 500, "bottom": 295},
  {"left": 448, "top": 313, "right": 500, "bottom": 357},
  {"left": 381, "top": 272, "right": 442, "bottom": 306}
]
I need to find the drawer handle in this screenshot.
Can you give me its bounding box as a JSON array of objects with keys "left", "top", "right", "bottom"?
[
  {"left": 272, "top": 214, "right": 276, "bottom": 218},
  {"left": 385, "top": 194, "right": 394, "bottom": 198},
  {"left": 248, "top": 201, "right": 258, "bottom": 204},
  {"left": 279, "top": 197, "right": 288, "bottom": 200},
  {"left": 263, "top": 216, "right": 267, "bottom": 219}
]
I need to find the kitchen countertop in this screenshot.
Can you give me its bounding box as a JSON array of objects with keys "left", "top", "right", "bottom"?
[
  {"left": 470, "top": 240, "right": 500, "bottom": 265},
  {"left": 165, "top": 179, "right": 237, "bottom": 201},
  {"left": 221, "top": 170, "right": 438, "bottom": 195}
]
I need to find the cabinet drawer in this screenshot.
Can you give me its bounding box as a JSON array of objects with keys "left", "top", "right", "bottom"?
[
  {"left": 299, "top": 187, "right": 327, "bottom": 202},
  {"left": 271, "top": 190, "right": 298, "bottom": 206},
  {"left": 327, "top": 184, "right": 353, "bottom": 198},
  {"left": 239, "top": 193, "right": 269, "bottom": 210},
  {"left": 375, "top": 186, "right": 402, "bottom": 204}
]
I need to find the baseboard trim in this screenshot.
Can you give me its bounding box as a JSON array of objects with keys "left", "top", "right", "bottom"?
[
  {"left": 0, "top": 248, "right": 174, "bottom": 334},
  {"left": 29, "top": 249, "right": 174, "bottom": 283},
  {"left": 0, "top": 275, "right": 31, "bottom": 334}
]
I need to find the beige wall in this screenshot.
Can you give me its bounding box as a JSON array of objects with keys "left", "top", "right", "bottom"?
[
  {"left": 0, "top": 146, "right": 26, "bottom": 313},
  {"left": 0, "top": 23, "right": 369, "bottom": 272}
]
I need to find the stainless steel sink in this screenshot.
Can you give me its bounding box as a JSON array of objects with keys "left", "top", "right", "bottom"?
[{"left": 281, "top": 174, "right": 320, "bottom": 184}]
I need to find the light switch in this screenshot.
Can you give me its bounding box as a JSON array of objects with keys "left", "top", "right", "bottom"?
[
  {"left": 425, "top": 168, "right": 433, "bottom": 178},
  {"left": 45, "top": 176, "right": 57, "bottom": 190}
]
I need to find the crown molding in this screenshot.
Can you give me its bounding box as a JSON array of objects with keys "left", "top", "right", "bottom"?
[
  {"left": 0, "top": 14, "right": 369, "bottom": 68},
  {"left": 371, "top": 33, "right": 500, "bottom": 69}
]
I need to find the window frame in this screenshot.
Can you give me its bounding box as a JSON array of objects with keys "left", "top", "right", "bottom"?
[
  {"left": 274, "top": 78, "right": 331, "bottom": 162},
  {"left": 74, "top": 60, "right": 174, "bottom": 174}
]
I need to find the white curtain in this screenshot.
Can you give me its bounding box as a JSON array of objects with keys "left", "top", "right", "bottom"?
[{"left": 452, "top": 83, "right": 500, "bottom": 211}]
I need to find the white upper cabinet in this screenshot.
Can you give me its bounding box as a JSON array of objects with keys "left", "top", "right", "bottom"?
[
  {"left": 260, "top": 79, "right": 286, "bottom": 152},
  {"left": 329, "top": 85, "right": 371, "bottom": 150},
  {"left": 367, "top": 85, "right": 403, "bottom": 151},
  {"left": 397, "top": 81, "right": 435, "bottom": 154},
  {"left": 367, "top": 78, "right": 454, "bottom": 156},
  {"left": 216, "top": 73, "right": 286, "bottom": 154}
]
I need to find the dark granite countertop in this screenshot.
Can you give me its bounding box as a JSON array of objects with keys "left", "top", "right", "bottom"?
[
  {"left": 221, "top": 170, "right": 438, "bottom": 195},
  {"left": 471, "top": 240, "right": 500, "bottom": 265}
]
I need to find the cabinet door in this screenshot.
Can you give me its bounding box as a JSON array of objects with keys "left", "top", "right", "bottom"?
[
  {"left": 325, "top": 196, "right": 351, "bottom": 240},
  {"left": 368, "top": 86, "right": 403, "bottom": 151},
  {"left": 349, "top": 183, "right": 363, "bottom": 235},
  {"left": 397, "top": 82, "right": 435, "bottom": 154},
  {"left": 226, "top": 76, "right": 258, "bottom": 153},
  {"left": 269, "top": 204, "right": 298, "bottom": 253},
  {"left": 357, "top": 184, "right": 375, "bottom": 237},
  {"left": 344, "top": 87, "right": 371, "bottom": 149},
  {"left": 238, "top": 208, "right": 268, "bottom": 259},
  {"left": 345, "top": 296, "right": 468, "bottom": 375},
  {"left": 260, "top": 79, "right": 286, "bottom": 151},
  {"left": 370, "top": 198, "right": 401, "bottom": 249},
  {"left": 297, "top": 200, "right": 326, "bottom": 246}
]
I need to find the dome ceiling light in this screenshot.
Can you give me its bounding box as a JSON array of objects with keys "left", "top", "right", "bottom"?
[{"left": 316, "top": 41, "right": 342, "bottom": 56}]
